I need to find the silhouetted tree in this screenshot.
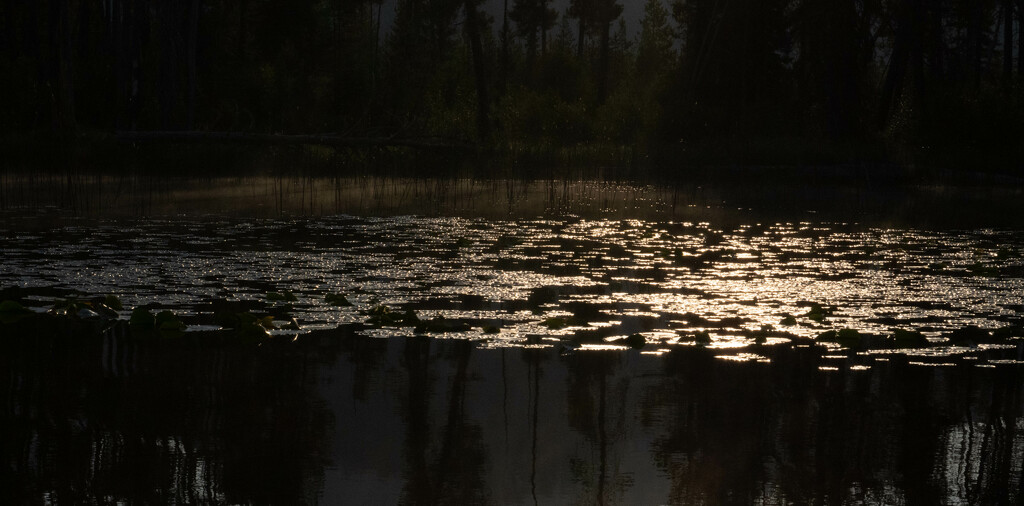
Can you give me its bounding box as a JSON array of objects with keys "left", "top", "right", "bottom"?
[
  {"left": 593, "top": 0, "right": 624, "bottom": 105},
  {"left": 510, "top": 0, "right": 557, "bottom": 67},
  {"left": 463, "top": 0, "right": 491, "bottom": 141},
  {"left": 794, "top": 0, "right": 868, "bottom": 138},
  {"left": 670, "top": 0, "right": 788, "bottom": 138},
  {"left": 636, "top": 0, "right": 674, "bottom": 81}
]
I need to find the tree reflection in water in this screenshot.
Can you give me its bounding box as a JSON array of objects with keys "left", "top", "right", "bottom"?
[
  {"left": 3, "top": 328, "right": 1023, "bottom": 504},
  {"left": 0, "top": 325, "right": 343, "bottom": 504}
]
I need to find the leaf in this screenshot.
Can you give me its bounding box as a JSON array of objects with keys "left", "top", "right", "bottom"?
[
  {"left": 104, "top": 295, "right": 124, "bottom": 311},
  {"left": 0, "top": 300, "right": 31, "bottom": 314},
  {"left": 129, "top": 308, "right": 155, "bottom": 328},
  {"left": 325, "top": 293, "right": 352, "bottom": 306},
  {"left": 267, "top": 291, "right": 298, "bottom": 302}
]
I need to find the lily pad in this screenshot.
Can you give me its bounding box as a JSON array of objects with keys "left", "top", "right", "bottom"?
[
  {"left": 267, "top": 291, "right": 298, "bottom": 302},
  {"left": 892, "top": 329, "right": 928, "bottom": 348},
  {"left": 625, "top": 333, "right": 646, "bottom": 349},
  {"left": 104, "top": 295, "right": 124, "bottom": 311},
  {"left": 129, "top": 308, "right": 156, "bottom": 328},
  {"left": 0, "top": 300, "right": 31, "bottom": 314},
  {"left": 541, "top": 315, "right": 586, "bottom": 330},
  {"left": 816, "top": 328, "right": 860, "bottom": 348},
  {"left": 415, "top": 317, "right": 471, "bottom": 333},
  {"left": 155, "top": 311, "right": 186, "bottom": 332},
  {"left": 325, "top": 293, "right": 352, "bottom": 306},
  {"left": 365, "top": 305, "right": 418, "bottom": 326},
  {"left": 677, "top": 330, "right": 711, "bottom": 345}
]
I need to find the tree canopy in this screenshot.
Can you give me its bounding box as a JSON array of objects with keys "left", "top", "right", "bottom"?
[{"left": 1, "top": 0, "right": 1022, "bottom": 173}]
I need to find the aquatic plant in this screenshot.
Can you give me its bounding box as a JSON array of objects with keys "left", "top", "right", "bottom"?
[
  {"left": 541, "top": 317, "right": 569, "bottom": 330},
  {"left": 677, "top": 330, "right": 712, "bottom": 345},
  {"left": 816, "top": 329, "right": 861, "bottom": 348},
  {"left": 694, "top": 330, "right": 712, "bottom": 345},
  {"left": 527, "top": 286, "right": 559, "bottom": 307},
  {"left": 267, "top": 291, "right": 298, "bottom": 302},
  {"left": 947, "top": 325, "right": 994, "bottom": 345},
  {"left": 325, "top": 293, "right": 352, "bottom": 307},
  {"left": 673, "top": 250, "right": 710, "bottom": 270},
  {"left": 0, "top": 300, "right": 32, "bottom": 324},
  {"left": 996, "top": 247, "right": 1018, "bottom": 259},
  {"left": 493, "top": 235, "right": 521, "bottom": 251},
  {"left": 400, "top": 309, "right": 421, "bottom": 326},
  {"left": 129, "top": 308, "right": 156, "bottom": 328},
  {"left": 129, "top": 308, "right": 185, "bottom": 337},
  {"left": 540, "top": 315, "right": 586, "bottom": 330},
  {"left": 803, "top": 303, "right": 833, "bottom": 322},
  {"left": 104, "top": 295, "right": 124, "bottom": 311},
  {"left": 214, "top": 311, "right": 274, "bottom": 340},
  {"left": 992, "top": 325, "right": 1024, "bottom": 340},
  {"left": 154, "top": 311, "right": 186, "bottom": 332},
  {"left": 364, "top": 305, "right": 419, "bottom": 326},
  {"left": 625, "top": 333, "right": 646, "bottom": 349},
  {"left": 210, "top": 311, "right": 277, "bottom": 340},
  {"left": 279, "top": 317, "right": 301, "bottom": 330},
  {"left": 482, "top": 325, "right": 501, "bottom": 334},
  {"left": 966, "top": 263, "right": 999, "bottom": 276},
  {"left": 49, "top": 299, "right": 118, "bottom": 319},
  {"left": 415, "top": 317, "right": 472, "bottom": 333},
  {"left": 752, "top": 325, "right": 774, "bottom": 345},
  {"left": 891, "top": 329, "right": 928, "bottom": 348},
  {"left": 779, "top": 314, "right": 797, "bottom": 326},
  {"left": 0, "top": 300, "right": 32, "bottom": 314}
]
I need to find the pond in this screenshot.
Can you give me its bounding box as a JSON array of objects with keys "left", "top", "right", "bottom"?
[{"left": 2, "top": 176, "right": 1024, "bottom": 504}]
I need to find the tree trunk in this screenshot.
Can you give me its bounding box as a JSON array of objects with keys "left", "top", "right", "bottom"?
[
  {"left": 596, "top": 21, "right": 610, "bottom": 105},
  {"left": 501, "top": 0, "right": 508, "bottom": 92},
  {"left": 238, "top": 0, "right": 247, "bottom": 59},
  {"left": 878, "top": 0, "right": 912, "bottom": 128},
  {"left": 1018, "top": 0, "right": 1024, "bottom": 76},
  {"left": 577, "top": 18, "right": 586, "bottom": 59},
  {"left": 157, "top": 1, "right": 182, "bottom": 129},
  {"left": 970, "top": 1, "right": 982, "bottom": 87},
  {"left": 186, "top": 0, "right": 200, "bottom": 130},
  {"left": 541, "top": 23, "right": 547, "bottom": 56},
  {"left": 375, "top": 2, "right": 382, "bottom": 90},
  {"left": 1005, "top": 0, "right": 1014, "bottom": 83},
  {"left": 463, "top": 0, "right": 490, "bottom": 141},
  {"left": 50, "top": 0, "right": 76, "bottom": 136}
]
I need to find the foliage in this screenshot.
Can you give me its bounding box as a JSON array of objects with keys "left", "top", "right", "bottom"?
[
  {"left": 267, "top": 291, "right": 298, "bottom": 302},
  {"left": 325, "top": 293, "right": 353, "bottom": 307},
  {"left": 2, "top": 0, "right": 1023, "bottom": 174}
]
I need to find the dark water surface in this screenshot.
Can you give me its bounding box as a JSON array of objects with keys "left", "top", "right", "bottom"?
[
  {"left": 3, "top": 330, "right": 1024, "bottom": 504},
  {"left": 2, "top": 177, "right": 1024, "bottom": 504}
]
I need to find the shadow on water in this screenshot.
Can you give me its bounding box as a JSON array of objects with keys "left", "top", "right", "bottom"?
[{"left": 4, "top": 327, "right": 1024, "bottom": 504}]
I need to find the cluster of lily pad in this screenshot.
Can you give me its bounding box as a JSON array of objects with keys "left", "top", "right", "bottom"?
[
  {"left": 361, "top": 304, "right": 477, "bottom": 334},
  {"left": 3, "top": 291, "right": 1023, "bottom": 354},
  {"left": 0, "top": 293, "right": 307, "bottom": 343}
]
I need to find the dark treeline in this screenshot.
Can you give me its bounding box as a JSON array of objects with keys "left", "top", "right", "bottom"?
[{"left": 1, "top": 0, "right": 1023, "bottom": 174}]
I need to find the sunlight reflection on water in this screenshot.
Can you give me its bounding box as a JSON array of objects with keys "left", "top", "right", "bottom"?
[{"left": 2, "top": 214, "right": 1023, "bottom": 361}]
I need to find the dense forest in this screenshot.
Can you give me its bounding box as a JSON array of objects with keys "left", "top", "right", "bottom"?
[{"left": 1, "top": 0, "right": 1023, "bottom": 174}]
